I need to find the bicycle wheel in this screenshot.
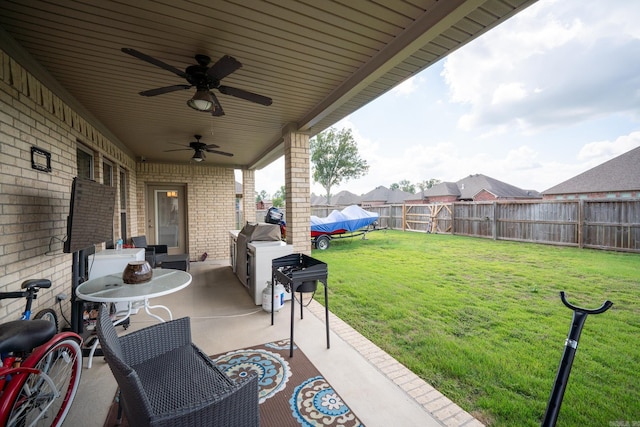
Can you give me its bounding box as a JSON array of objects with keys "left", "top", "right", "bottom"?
[
  {"left": 6, "top": 337, "right": 82, "bottom": 427},
  {"left": 33, "top": 308, "right": 58, "bottom": 332}
]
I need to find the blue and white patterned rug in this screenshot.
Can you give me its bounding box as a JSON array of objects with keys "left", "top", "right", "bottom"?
[{"left": 212, "top": 339, "right": 364, "bottom": 427}]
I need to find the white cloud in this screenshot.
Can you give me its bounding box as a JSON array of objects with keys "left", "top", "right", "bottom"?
[
  {"left": 491, "top": 82, "right": 527, "bottom": 105},
  {"left": 442, "top": 0, "right": 640, "bottom": 134},
  {"left": 390, "top": 75, "right": 423, "bottom": 96},
  {"left": 578, "top": 131, "right": 640, "bottom": 161}
]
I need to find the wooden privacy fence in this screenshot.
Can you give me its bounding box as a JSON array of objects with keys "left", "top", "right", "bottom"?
[
  {"left": 361, "top": 199, "right": 640, "bottom": 253},
  {"left": 257, "top": 199, "right": 640, "bottom": 252}
]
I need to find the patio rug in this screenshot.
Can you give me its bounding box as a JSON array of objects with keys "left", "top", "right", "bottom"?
[{"left": 103, "top": 339, "right": 364, "bottom": 426}]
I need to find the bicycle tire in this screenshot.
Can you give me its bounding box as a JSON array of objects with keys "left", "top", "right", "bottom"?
[
  {"left": 5, "top": 336, "right": 82, "bottom": 427},
  {"left": 33, "top": 308, "right": 58, "bottom": 333}
]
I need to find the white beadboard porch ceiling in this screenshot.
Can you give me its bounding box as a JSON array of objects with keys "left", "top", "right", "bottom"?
[{"left": 0, "top": 0, "right": 536, "bottom": 169}]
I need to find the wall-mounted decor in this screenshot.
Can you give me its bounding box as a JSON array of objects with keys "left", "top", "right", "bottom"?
[{"left": 31, "top": 146, "right": 51, "bottom": 172}]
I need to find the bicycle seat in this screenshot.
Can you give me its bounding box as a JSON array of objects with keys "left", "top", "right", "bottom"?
[
  {"left": 21, "top": 279, "right": 52, "bottom": 290},
  {"left": 0, "top": 320, "right": 56, "bottom": 354}
]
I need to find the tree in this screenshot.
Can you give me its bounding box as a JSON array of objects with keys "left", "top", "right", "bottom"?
[
  {"left": 417, "top": 179, "right": 441, "bottom": 191},
  {"left": 255, "top": 190, "right": 269, "bottom": 203},
  {"left": 310, "top": 127, "right": 369, "bottom": 204},
  {"left": 398, "top": 179, "right": 415, "bottom": 194},
  {"left": 417, "top": 179, "right": 441, "bottom": 198},
  {"left": 272, "top": 186, "right": 286, "bottom": 207},
  {"left": 391, "top": 180, "right": 417, "bottom": 193}
]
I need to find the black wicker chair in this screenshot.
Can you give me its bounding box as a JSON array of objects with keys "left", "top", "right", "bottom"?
[
  {"left": 130, "top": 236, "right": 168, "bottom": 268},
  {"left": 96, "top": 305, "right": 259, "bottom": 427}
]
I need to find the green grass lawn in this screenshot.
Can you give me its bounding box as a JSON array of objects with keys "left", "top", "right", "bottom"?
[{"left": 311, "top": 230, "right": 639, "bottom": 426}]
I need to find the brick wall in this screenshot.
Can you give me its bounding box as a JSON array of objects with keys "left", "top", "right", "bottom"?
[
  {"left": 427, "top": 195, "right": 458, "bottom": 203},
  {"left": 135, "top": 162, "right": 236, "bottom": 260},
  {"left": 0, "top": 47, "right": 251, "bottom": 326},
  {"left": 284, "top": 130, "right": 311, "bottom": 254},
  {"left": 241, "top": 169, "right": 256, "bottom": 228},
  {"left": 0, "top": 49, "right": 137, "bottom": 324},
  {"left": 473, "top": 190, "right": 498, "bottom": 202}
]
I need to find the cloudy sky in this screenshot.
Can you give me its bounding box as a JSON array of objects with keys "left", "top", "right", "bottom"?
[{"left": 252, "top": 0, "right": 640, "bottom": 198}]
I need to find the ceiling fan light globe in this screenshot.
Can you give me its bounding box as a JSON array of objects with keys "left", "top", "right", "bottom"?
[
  {"left": 192, "top": 151, "right": 205, "bottom": 162},
  {"left": 187, "top": 90, "right": 214, "bottom": 111}
]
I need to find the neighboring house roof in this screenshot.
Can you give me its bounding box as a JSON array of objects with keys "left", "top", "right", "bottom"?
[
  {"left": 424, "top": 182, "right": 462, "bottom": 198},
  {"left": 330, "top": 190, "right": 362, "bottom": 206},
  {"left": 406, "top": 174, "right": 539, "bottom": 202},
  {"left": 361, "top": 186, "right": 414, "bottom": 203},
  {"left": 456, "top": 174, "right": 539, "bottom": 200},
  {"left": 314, "top": 173, "right": 543, "bottom": 205},
  {"left": 543, "top": 146, "right": 640, "bottom": 195},
  {"left": 361, "top": 186, "right": 390, "bottom": 202},
  {"left": 310, "top": 190, "right": 361, "bottom": 206},
  {"left": 310, "top": 194, "right": 327, "bottom": 206}
]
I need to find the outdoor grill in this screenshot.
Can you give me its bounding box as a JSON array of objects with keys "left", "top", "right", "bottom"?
[{"left": 271, "top": 253, "right": 329, "bottom": 357}]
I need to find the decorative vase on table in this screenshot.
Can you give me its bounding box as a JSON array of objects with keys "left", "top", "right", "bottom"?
[{"left": 122, "top": 261, "right": 153, "bottom": 284}]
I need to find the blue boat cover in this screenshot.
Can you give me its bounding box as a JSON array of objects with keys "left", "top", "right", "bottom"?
[{"left": 310, "top": 205, "right": 379, "bottom": 234}]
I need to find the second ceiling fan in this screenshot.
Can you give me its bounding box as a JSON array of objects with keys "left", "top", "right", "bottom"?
[
  {"left": 122, "top": 48, "right": 272, "bottom": 116},
  {"left": 164, "top": 135, "right": 233, "bottom": 162}
]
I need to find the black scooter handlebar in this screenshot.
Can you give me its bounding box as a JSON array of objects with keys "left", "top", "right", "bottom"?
[{"left": 560, "top": 291, "right": 613, "bottom": 315}]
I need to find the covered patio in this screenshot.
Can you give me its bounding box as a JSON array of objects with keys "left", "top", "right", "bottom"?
[
  {"left": 0, "top": 1, "right": 537, "bottom": 425},
  {"left": 64, "top": 260, "right": 480, "bottom": 426}
]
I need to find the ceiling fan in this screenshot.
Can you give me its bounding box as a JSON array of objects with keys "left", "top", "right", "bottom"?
[
  {"left": 122, "top": 48, "right": 272, "bottom": 116},
  {"left": 164, "top": 135, "right": 233, "bottom": 162}
]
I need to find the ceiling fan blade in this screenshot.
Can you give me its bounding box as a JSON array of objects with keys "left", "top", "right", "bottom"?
[
  {"left": 139, "top": 85, "right": 192, "bottom": 97},
  {"left": 206, "top": 149, "right": 234, "bottom": 157},
  {"left": 209, "top": 92, "right": 225, "bottom": 116},
  {"left": 218, "top": 85, "right": 272, "bottom": 106},
  {"left": 207, "top": 55, "right": 242, "bottom": 81},
  {"left": 163, "top": 148, "right": 192, "bottom": 152},
  {"left": 122, "top": 48, "right": 187, "bottom": 79},
  {"left": 203, "top": 143, "right": 221, "bottom": 149}
]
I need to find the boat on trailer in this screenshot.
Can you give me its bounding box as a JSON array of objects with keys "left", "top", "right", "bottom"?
[
  {"left": 266, "top": 205, "right": 381, "bottom": 250},
  {"left": 310, "top": 205, "right": 380, "bottom": 250}
]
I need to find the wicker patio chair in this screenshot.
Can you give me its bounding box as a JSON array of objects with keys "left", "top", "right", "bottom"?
[
  {"left": 130, "top": 236, "right": 168, "bottom": 268},
  {"left": 96, "top": 305, "right": 259, "bottom": 427}
]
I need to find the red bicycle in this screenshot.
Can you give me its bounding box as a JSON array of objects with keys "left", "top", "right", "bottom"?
[{"left": 0, "top": 279, "right": 83, "bottom": 426}]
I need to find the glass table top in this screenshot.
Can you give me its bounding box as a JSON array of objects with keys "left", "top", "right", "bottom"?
[{"left": 76, "top": 268, "right": 192, "bottom": 302}]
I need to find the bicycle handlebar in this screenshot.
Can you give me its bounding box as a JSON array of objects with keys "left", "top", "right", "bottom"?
[{"left": 560, "top": 291, "right": 613, "bottom": 315}]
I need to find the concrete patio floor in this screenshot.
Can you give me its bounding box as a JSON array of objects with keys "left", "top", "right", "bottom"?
[{"left": 63, "top": 260, "right": 483, "bottom": 426}]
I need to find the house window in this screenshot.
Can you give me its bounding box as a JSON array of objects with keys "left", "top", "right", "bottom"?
[
  {"left": 119, "top": 168, "right": 128, "bottom": 242},
  {"left": 119, "top": 169, "right": 127, "bottom": 209},
  {"left": 76, "top": 145, "right": 93, "bottom": 179},
  {"left": 103, "top": 160, "right": 114, "bottom": 186}
]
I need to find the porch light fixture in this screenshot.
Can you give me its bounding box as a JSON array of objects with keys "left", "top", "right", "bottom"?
[
  {"left": 187, "top": 89, "right": 214, "bottom": 112},
  {"left": 192, "top": 151, "right": 205, "bottom": 162}
]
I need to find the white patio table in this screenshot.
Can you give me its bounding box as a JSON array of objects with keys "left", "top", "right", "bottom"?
[{"left": 76, "top": 268, "right": 192, "bottom": 367}]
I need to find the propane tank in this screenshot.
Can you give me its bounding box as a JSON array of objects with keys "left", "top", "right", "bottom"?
[{"left": 262, "top": 281, "right": 285, "bottom": 312}]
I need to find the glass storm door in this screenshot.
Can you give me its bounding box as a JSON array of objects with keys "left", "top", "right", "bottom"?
[{"left": 147, "top": 185, "right": 186, "bottom": 254}]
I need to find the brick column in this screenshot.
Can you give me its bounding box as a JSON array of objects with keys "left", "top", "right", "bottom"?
[
  {"left": 283, "top": 127, "right": 311, "bottom": 254},
  {"left": 242, "top": 169, "right": 256, "bottom": 226}
]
